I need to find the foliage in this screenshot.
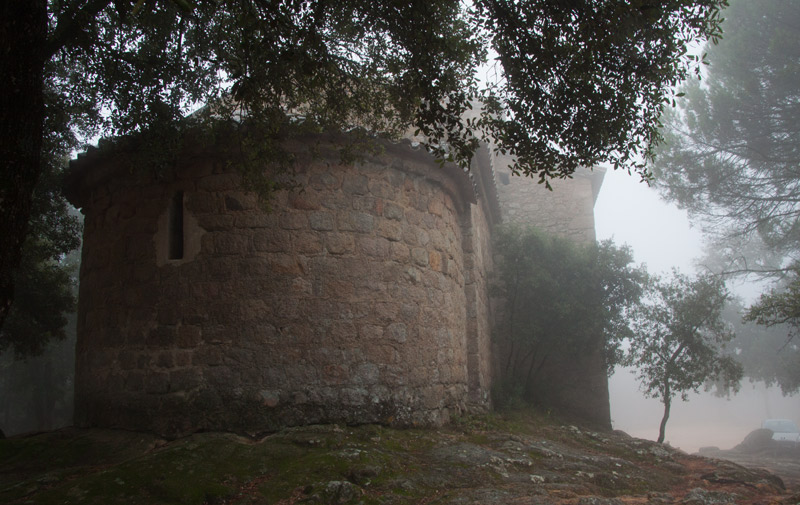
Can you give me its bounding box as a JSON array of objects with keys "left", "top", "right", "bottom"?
[
  {"left": 0, "top": 165, "right": 79, "bottom": 427},
  {"left": 43, "top": 0, "right": 730, "bottom": 180},
  {"left": 493, "top": 226, "right": 647, "bottom": 404},
  {"left": 1, "top": 0, "right": 730, "bottom": 335},
  {"left": 33, "top": 0, "right": 729, "bottom": 189},
  {"left": 0, "top": 164, "right": 81, "bottom": 357},
  {"left": 737, "top": 275, "right": 800, "bottom": 394},
  {"left": 623, "top": 271, "right": 743, "bottom": 443},
  {"left": 650, "top": 0, "right": 800, "bottom": 279},
  {"left": 0, "top": 315, "right": 76, "bottom": 435},
  {"left": 47, "top": 0, "right": 488, "bottom": 191},
  {"left": 745, "top": 270, "right": 800, "bottom": 332},
  {"left": 478, "top": 0, "right": 727, "bottom": 184},
  {"left": 647, "top": 0, "right": 800, "bottom": 403}
]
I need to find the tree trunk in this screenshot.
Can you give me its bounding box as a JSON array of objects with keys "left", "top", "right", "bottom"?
[
  {"left": 33, "top": 359, "right": 54, "bottom": 431},
  {"left": 0, "top": 0, "right": 47, "bottom": 332},
  {"left": 524, "top": 350, "right": 551, "bottom": 396},
  {"left": 657, "top": 383, "right": 671, "bottom": 444}
]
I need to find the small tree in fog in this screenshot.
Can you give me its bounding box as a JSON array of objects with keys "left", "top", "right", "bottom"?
[{"left": 624, "top": 271, "right": 743, "bottom": 444}]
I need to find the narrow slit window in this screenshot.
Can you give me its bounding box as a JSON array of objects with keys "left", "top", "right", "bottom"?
[{"left": 168, "top": 191, "right": 184, "bottom": 260}]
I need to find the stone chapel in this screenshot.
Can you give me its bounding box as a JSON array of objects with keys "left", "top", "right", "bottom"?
[{"left": 65, "top": 131, "right": 606, "bottom": 437}]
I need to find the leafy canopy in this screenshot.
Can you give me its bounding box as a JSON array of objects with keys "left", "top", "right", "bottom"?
[
  {"left": 650, "top": 0, "right": 800, "bottom": 277},
  {"left": 47, "top": 0, "right": 729, "bottom": 183},
  {"left": 0, "top": 0, "right": 730, "bottom": 341},
  {"left": 479, "top": 0, "right": 727, "bottom": 183},
  {"left": 648, "top": 0, "right": 800, "bottom": 383},
  {"left": 740, "top": 272, "right": 800, "bottom": 395},
  {"left": 626, "top": 271, "right": 741, "bottom": 401}
]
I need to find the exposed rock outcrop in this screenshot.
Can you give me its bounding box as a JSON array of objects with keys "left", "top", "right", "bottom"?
[{"left": 1, "top": 413, "right": 795, "bottom": 504}]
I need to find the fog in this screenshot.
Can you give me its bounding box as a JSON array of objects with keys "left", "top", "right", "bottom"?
[
  {"left": 596, "top": 169, "right": 799, "bottom": 453},
  {"left": 611, "top": 372, "right": 799, "bottom": 454}
]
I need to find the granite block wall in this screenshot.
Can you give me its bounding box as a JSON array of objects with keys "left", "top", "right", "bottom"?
[
  {"left": 66, "top": 128, "right": 611, "bottom": 436},
  {"left": 67, "top": 137, "right": 496, "bottom": 437},
  {"left": 492, "top": 152, "right": 604, "bottom": 242}
]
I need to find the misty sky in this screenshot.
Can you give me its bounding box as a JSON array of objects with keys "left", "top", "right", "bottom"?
[
  {"left": 595, "top": 168, "right": 702, "bottom": 276},
  {"left": 594, "top": 169, "right": 799, "bottom": 453}
]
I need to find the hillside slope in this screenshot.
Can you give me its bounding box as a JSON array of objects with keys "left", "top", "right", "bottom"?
[{"left": 1, "top": 410, "right": 797, "bottom": 504}]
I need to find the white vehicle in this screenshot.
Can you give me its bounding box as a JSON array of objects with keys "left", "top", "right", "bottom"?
[{"left": 761, "top": 419, "right": 800, "bottom": 444}]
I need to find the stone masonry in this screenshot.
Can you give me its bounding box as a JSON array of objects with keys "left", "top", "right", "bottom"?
[
  {"left": 65, "top": 132, "right": 607, "bottom": 437},
  {"left": 66, "top": 135, "right": 498, "bottom": 436}
]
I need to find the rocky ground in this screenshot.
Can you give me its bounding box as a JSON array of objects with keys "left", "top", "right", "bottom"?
[
  {"left": 1, "top": 410, "right": 798, "bottom": 505},
  {"left": 697, "top": 428, "right": 800, "bottom": 491}
]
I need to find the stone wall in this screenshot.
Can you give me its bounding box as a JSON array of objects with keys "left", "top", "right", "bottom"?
[
  {"left": 66, "top": 128, "right": 612, "bottom": 436},
  {"left": 492, "top": 152, "right": 604, "bottom": 241},
  {"left": 463, "top": 147, "right": 499, "bottom": 407},
  {"left": 67, "top": 136, "right": 497, "bottom": 437}
]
